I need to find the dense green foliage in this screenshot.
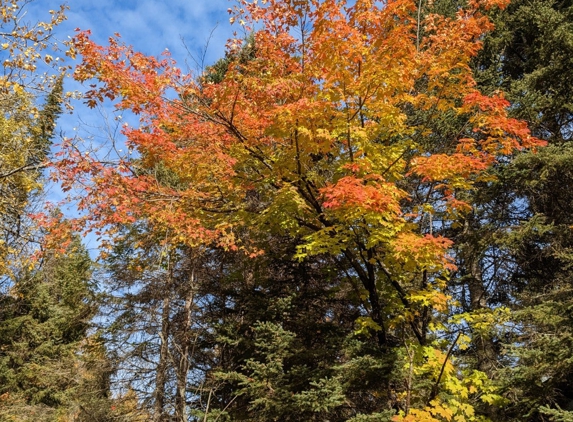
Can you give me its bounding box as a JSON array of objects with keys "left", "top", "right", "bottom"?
[
  {"left": 456, "top": 0, "right": 573, "bottom": 419},
  {"left": 0, "top": 240, "right": 95, "bottom": 420}
]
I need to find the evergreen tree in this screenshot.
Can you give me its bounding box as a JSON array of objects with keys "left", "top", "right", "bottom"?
[
  {"left": 193, "top": 236, "right": 400, "bottom": 421},
  {"left": 0, "top": 238, "right": 96, "bottom": 421},
  {"left": 494, "top": 146, "right": 573, "bottom": 421},
  {"left": 452, "top": 0, "right": 573, "bottom": 419},
  {"left": 475, "top": 0, "right": 573, "bottom": 143}
]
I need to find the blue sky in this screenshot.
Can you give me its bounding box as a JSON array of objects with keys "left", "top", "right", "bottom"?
[{"left": 29, "top": 0, "right": 235, "bottom": 66}]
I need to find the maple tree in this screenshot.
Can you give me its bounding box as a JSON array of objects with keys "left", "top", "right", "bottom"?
[{"left": 58, "top": 0, "right": 547, "bottom": 419}]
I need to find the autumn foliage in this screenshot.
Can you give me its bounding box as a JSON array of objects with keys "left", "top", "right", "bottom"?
[{"left": 55, "top": 0, "right": 546, "bottom": 419}]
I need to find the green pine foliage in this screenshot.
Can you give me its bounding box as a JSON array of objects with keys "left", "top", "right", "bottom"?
[
  {"left": 491, "top": 146, "right": 573, "bottom": 420},
  {"left": 475, "top": 0, "right": 573, "bottom": 143},
  {"left": 0, "top": 239, "right": 97, "bottom": 421},
  {"left": 462, "top": 0, "right": 573, "bottom": 419}
]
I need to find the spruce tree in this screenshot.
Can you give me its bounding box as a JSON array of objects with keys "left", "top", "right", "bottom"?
[
  {"left": 0, "top": 238, "right": 96, "bottom": 421},
  {"left": 456, "top": 0, "right": 573, "bottom": 419}
]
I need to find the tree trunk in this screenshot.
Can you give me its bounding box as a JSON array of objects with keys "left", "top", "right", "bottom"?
[
  {"left": 464, "top": 217, "right": 497, "bottom": 376},
  {"left": 175, "top": 269, "right": 196, "bottom": 421},
  {"left": 155, "top": 287, "right": 171, "bottom": 421}
]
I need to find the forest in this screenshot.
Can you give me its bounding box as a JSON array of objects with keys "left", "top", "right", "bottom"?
[{"left": 1, "top": 0, "right": 572, "bottom": 420}]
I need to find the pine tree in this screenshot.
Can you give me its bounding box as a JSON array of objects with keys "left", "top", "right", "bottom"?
[
  {"left": 452, "top": 0, "right": 573, "bottom": 419},
  {"left": 0, "top": 238, "right": 96, "bottom": 421}
]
